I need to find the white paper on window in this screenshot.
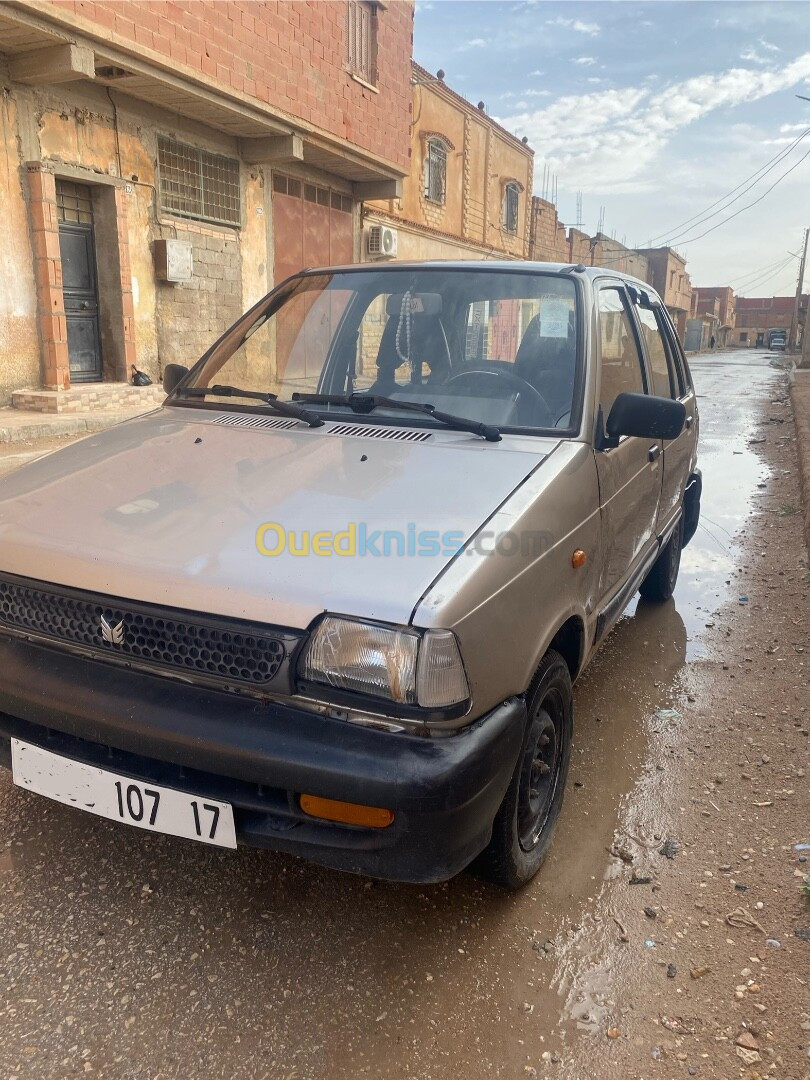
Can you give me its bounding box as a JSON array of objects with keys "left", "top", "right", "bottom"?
[{"left": 539, "top": 299, "right": 570, "bottom": 338}]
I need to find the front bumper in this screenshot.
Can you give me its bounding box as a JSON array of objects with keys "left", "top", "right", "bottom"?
[{"left": 0, "top": 636, "right": 525, "bottom": 883}]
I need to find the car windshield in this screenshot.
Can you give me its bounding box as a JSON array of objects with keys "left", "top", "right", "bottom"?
[{"left": 176, "top": 268, "right": 581, "bottom": 433}]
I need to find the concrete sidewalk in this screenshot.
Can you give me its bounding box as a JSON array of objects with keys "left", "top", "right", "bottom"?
[
  {"left": 789, "top": 366, "right": 810, "bottom": 551},
  {"left": 0, "top": 404, "right": 156, "bottom": 446}
]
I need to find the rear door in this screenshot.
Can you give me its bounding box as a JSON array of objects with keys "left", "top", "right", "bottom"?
[
  {"left": 636, "top": 301, "right": 697, "bottom": 528},
  {"left": 593, "top": 283, "right": 662, "bottom": 600}
]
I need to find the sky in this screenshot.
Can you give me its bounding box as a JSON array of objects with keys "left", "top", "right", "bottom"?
[{"left": 413, "top": 0, "right": 810, "bottom": 295}]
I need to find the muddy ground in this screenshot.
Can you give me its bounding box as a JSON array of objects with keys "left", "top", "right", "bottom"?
[{"left": 0, "top": 349, "right": 807, "bottom": 1079}]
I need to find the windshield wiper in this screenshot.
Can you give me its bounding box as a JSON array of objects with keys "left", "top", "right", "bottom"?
[
  {"left": 292, "top": 393, "right": 501, "bottom": 443},
  {"left": 175, "top": 385, "right": 323, "bottom": 428}
]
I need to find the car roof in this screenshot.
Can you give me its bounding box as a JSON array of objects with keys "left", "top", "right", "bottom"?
[{"left": 298, "top": 260, "right": 658, "bottom": 297}]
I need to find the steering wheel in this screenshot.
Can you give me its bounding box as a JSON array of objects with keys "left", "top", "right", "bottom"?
[{"left": 444, "top": 368, "right": 555, "bottom": 427}]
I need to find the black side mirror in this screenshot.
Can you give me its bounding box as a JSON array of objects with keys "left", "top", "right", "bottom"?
[
  {"left": 605, "top": 392, "right": 685, "bottom": 442},
  {"left": 163, "top": 363, "right": 190, "bottom": 396}
]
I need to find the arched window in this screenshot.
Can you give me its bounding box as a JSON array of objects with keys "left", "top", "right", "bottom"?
[
  {"left": 503, "top": 181, "right": 520, "bottom": 233},
  {"left": 424, "top": 138, "right": 448, "bottom": 204}
]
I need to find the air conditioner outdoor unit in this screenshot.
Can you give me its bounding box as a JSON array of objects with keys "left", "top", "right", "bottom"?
[{"left": 367, "top": 224, "right": 398, "bottom": 259}]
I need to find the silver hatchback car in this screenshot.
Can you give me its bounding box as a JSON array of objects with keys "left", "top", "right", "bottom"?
[{"left": 0, "top": 262, "right": 700, "bottom": 888}]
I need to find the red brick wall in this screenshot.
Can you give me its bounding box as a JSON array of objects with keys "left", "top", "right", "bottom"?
[{"left": 42, "top": 0, "right": 414, "bottom": 170}]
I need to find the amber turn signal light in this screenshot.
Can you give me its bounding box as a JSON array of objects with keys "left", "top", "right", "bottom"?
[
  {"left": 572, "top": 549, "right": 587, "bottom": 569},
  {"left": 300, "top": 794, "right": 395, "bottom": 828}
]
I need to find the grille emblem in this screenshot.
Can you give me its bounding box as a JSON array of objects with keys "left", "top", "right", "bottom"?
[{"left": 100, "top": 614, "right": 125, "bottom": 646}]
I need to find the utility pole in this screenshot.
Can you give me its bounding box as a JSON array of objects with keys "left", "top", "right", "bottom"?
[{"left": 792, "top": 227, "right": 808, "bottom": 351}]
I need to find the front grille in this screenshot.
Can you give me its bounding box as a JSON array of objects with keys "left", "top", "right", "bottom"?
[{"left": 0, "top": 576, "right": 291, "bottom": 687}]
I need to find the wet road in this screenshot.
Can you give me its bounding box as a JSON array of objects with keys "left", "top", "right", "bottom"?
[{"left": 0, "top": 350, "right": 785, "bottom": 1079}]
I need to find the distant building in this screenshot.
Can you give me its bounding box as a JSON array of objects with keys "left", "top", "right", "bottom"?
[
  {"left": 364, "top": 63, "right": 534, "bottom": 262},
  {"left": 634, "top": 248, "right": 693, "bottom": 342},
  {"left": 735, "top": 295, "right": 808, "bottom": 348},
  {"left": 694, "top": 287, "right": 736, "bottom": 347}
]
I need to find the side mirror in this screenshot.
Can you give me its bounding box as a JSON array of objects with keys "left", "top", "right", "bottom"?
[
  {"left": 605, "top": 392, "right": 686, "bottom": 442},
  {"left": 163, "top": 363, "right": 189, "bottom": 396}
]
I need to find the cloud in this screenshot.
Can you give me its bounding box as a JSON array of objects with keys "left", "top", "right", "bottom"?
[
  {"left": 759, "top": 39, "right": 780, "bottom": 52},
  {"left": 497, "top": 51, "right": 810, "bottom": 194},
  {"left": 455, "top": 37, "right": 486, "bottom": 52},
  {"left": 741, "top": 47, "right": 770, "bottom": 65},
  {"left": 573, "top": 56, "right": 597, "bottom": 66},
  {"left": 524, "top": 88, "right": 552, "bottom": 97},
  {"left": 586, "top": 77, "right": 602, "bottom": 85},
  {"left": 529, "top": 69, "right": 545, "bottom": 77},
  {"left": 546, "top": 16, "right": 600, "bottom": 36}
]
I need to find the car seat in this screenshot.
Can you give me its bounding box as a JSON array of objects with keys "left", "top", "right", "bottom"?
[{"left": 514, "top": 314, "right": 576, "bottom": 422}]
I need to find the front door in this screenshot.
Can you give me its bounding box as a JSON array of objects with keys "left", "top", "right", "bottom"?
[
  {"left": 593, "top": 283, "right": 662, "bottom": 602},
  {"left": 56, "top": 180, "right": 102, "bottom": 383}
]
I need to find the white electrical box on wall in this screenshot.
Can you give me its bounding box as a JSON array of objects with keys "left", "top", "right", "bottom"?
[{"left": 154, "top": 239, "right": 193, "bottom": 283}]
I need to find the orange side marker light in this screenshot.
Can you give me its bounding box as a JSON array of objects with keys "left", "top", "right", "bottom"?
[
  {"left": 300, "top": 794, "right": 395, "bottom": 828},
  {"left": 572, "top": 549, "right": 587, "bottom": 569}
]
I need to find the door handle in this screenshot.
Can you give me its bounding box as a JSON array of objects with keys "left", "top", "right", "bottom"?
[
  {"left": 648, "top": 444, "right": 661, "bottom": 463},
  {"left": 684, "top": 415, "right": 693, "bottom": 429},
  {"left": 79, "top": 301, "right": 89, "bottom": 310}
]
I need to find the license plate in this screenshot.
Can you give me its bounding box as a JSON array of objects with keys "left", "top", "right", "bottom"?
[{"left": 11, "top": 739, "right": 237, "bottom": 849}]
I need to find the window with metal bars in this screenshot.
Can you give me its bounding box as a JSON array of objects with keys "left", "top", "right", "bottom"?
[
  {"left": 424, "top": 139, "right": 447, "bottom": 204},
  {"left": 346, "top": 0, "right": 377, "bottom": 85},
  {"left": 56, "top": 179, "right": 95, "bottom": 224},
  {"left": 503, "top": 182, "right": 520, "bottom": 234},
  {"left": 157, "top": 136, "right": 241, "bottom": 227}
]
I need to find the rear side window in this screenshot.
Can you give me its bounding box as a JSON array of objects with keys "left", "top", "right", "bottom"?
[
  {"left": 655, "top": 307, "right": 690, "bottom": 397},
  {"left": 635, "top": 305, "right": 674, "bottom": 398},
  {"left": 598, "top": 286, "right": 647, "bottom": 417}
]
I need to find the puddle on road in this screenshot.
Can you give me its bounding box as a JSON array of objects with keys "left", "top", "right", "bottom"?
[{"left": 0, "top": 353, "right": 785, "bottom": 1078}]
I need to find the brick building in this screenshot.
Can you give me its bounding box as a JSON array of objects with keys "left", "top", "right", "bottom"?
[
  {"left": 635, "top": 247, "right": 692, "bottom": 342},
  {"left": 690, "top": 286, "right": 735, "bottom": 349},
  {"left": 735, "top": 294, "right": 808, "bottom": 348},
  {"left": 0, "top": 0, "right": 413, "bottom": 408},
  {"left": 364, "top": 64, "right": 534, "bottom": 262}
]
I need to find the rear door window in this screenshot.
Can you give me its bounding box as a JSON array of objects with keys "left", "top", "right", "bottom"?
[
  {"left": 597, "top": 286, "right": 647, "bottom": 418},
  {"left": 656, "top": 308, "right": 691, "bottom": 397},
  {"left": 635, "top": 304, "right": 675, "bottom": 398}
]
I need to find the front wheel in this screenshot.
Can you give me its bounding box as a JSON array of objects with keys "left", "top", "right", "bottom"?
[{"left": 475, "top": 650, "right": 573, "bottom": 889}]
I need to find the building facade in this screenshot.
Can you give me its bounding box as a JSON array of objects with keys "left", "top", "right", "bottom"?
[
  {"left": 735, "top": 294, "right": 807, "bottom": 348},
  {"left": 635, "top": 247, "right": 692, "bottom": 342},
  {"left": 693, "top": 286, "right": 735, "bottom": 347},
  {"left": 0, "top": 0, "right": 413, "bottom": 407},
  {"left": 363, "top": 63, "right": 534, "bottom": 262}
]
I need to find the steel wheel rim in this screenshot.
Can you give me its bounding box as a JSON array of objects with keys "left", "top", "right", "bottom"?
[{"left": 517, "top": 696, "right": 563, "bottom": 853}]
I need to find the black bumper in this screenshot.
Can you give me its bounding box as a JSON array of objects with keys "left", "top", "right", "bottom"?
[{"left": 0, "top": 636, "right": 525, "bottom": 883}]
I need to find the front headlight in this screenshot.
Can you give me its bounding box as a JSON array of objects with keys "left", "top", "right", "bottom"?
[{"left": 300, "top": 616, "right": 470, "bottom": 710}]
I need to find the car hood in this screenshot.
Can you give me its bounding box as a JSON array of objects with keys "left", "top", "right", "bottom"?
[{"left": 0, "top": 408, "right": 555, "bottom": 628}]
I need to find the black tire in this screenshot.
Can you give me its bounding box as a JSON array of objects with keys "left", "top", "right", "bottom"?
[
  {"left": 639, "top": 516, "right": 683, "bottom": 603},
  {"left": 475, "top": 650, "right": 573, "bottom": 890}
]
